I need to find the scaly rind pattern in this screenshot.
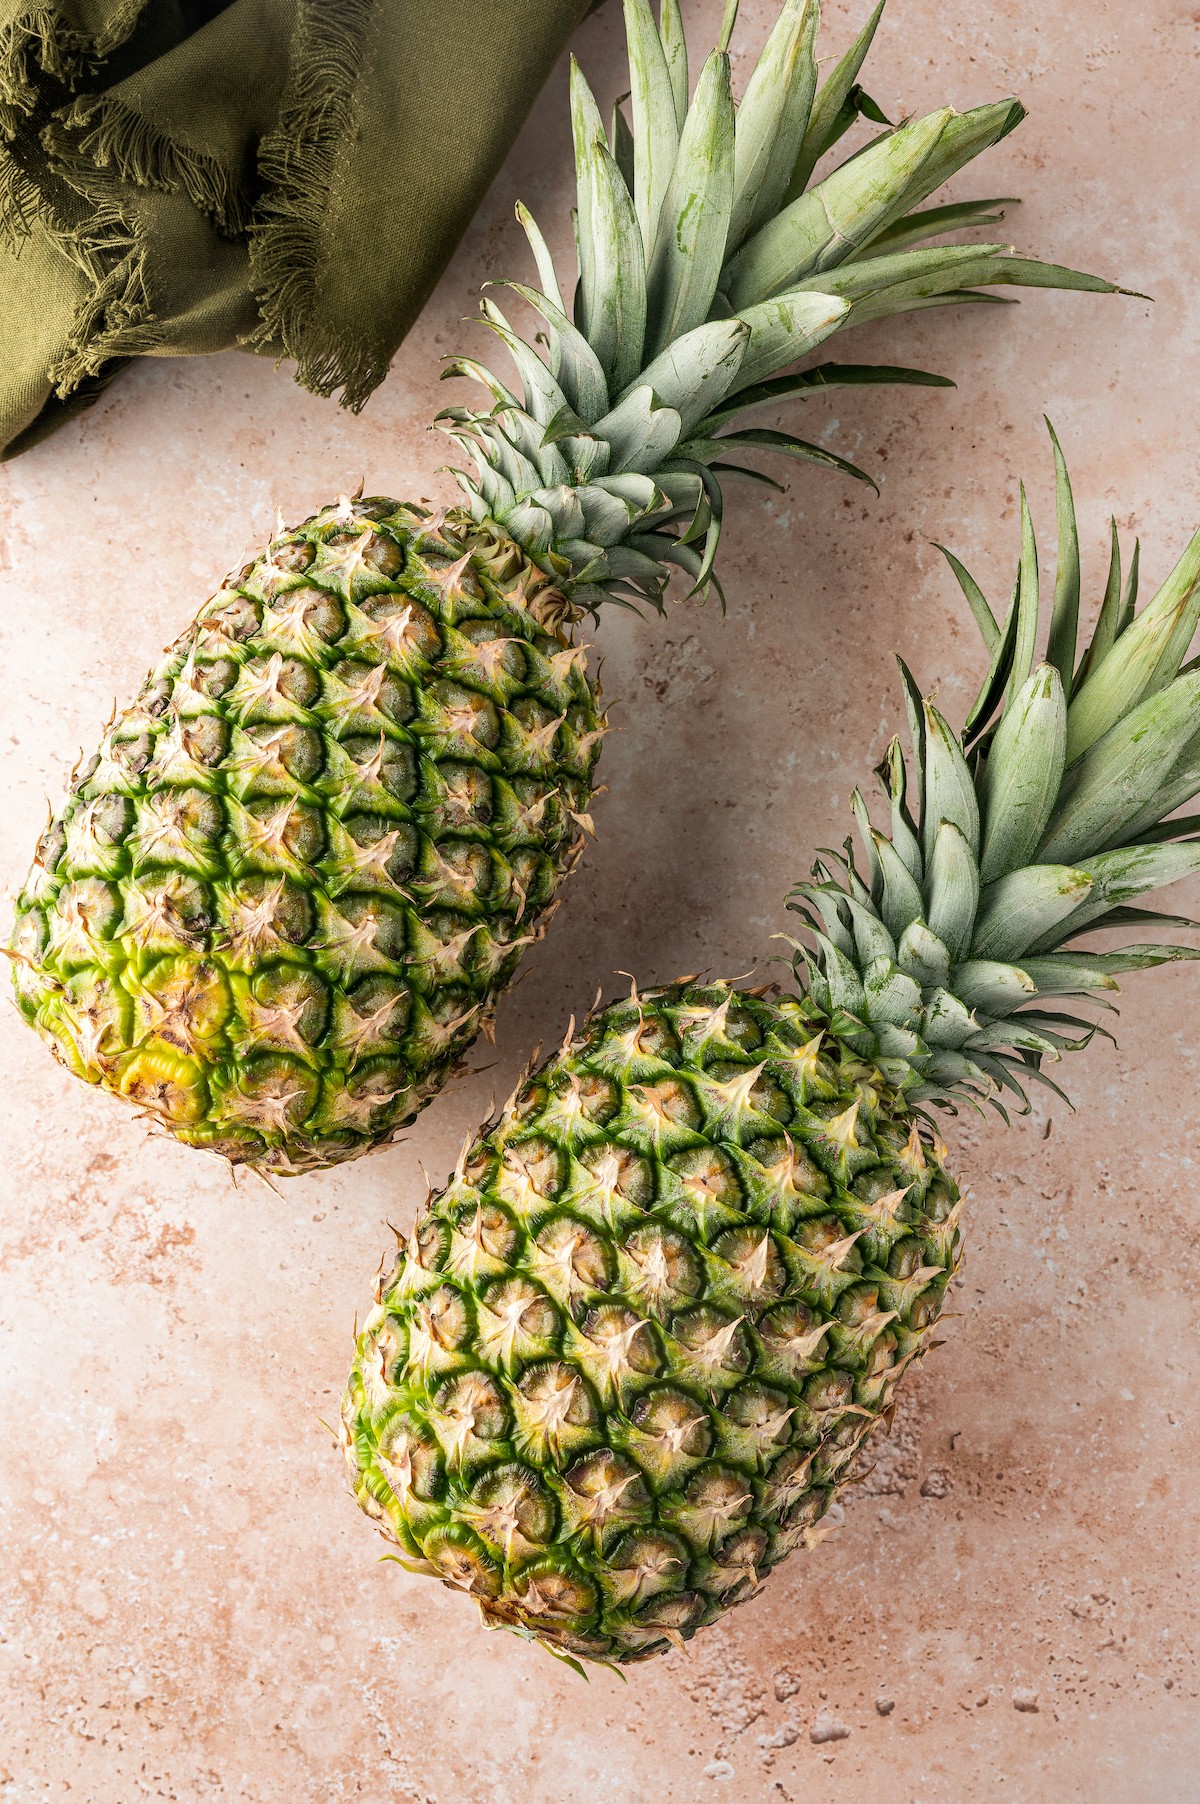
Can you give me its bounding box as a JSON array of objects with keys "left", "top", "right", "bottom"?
[
  {"left": 342, "top": 982, "right": 958, "bottom": 1664},
  {"left": 11, "top": 502, "right": 604, "bottom": 1173}
]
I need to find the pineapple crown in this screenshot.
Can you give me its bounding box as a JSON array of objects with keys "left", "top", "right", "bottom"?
[
  {"left": 788, "top": 424, "right": 1200, "bottom": 1117},
  {"left": 440, "top": 0, "right": 1125, "bottom": 615}
]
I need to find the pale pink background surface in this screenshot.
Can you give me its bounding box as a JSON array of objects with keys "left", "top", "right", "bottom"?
[{"left": 2, "top": 3, "right": 1198, "bottom": 1798}]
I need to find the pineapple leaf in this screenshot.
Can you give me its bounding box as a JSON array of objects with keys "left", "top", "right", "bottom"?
[
  {"left": 569, "top": 57, "right": 607, "bottom": 333},
  {"left": 923, "top": 820, "right": 980, "bottom": 963},
  {"left": 622, "top": 0, "right": 678, "bottom": 254},
  {"left": 732, "top": 292, "right": 849, "bottom": 388},
  {"left": 971, "top": 865, "right": 1094, "bottom": 962},
  {"left": 515, "top": 202, "right": 565, "bottom": 315},
  {"left": 1043, "top": 418, "right": 1081, "bottom": 688},
  {"left": 503, "top": 283, "right": 610, "bottom": 421},
  {"left": 610, "top": 97, "right": 636, "bottom": 195},
  {"left": 697, "top": 362, "right": 954, "bottom": 433},
  {"left": 728, "top": 0, "right": 819, "bottom": 251},
  {"left": 1034, "top": 841, "right": 1200, "bottom": 943},
  {"left": 921, "top": 698, "right": 980, "bottom": 861},
  {"left": 1043, "top": 671, "right": 1200, "bottom": 864},
  {"left": 978, "top": 663, "right": 1067, "bottom": 885},
  {"left": 785, "top": 0, "right": 886, "bottom": 200},
  {"left": 1003, "top": 486, "right": 1040, "bottom": 708},
  {"left": 1072, "top": 519, "right": 1124, "bottom": 692},
  {"left": 645, "top": 49, "right": 736, "bottom": 356},
  {"left": 587, "top": 138, "right": 648, "bottom": 391},
  {"left": 680, "top": 427, "right": 877, "bottom": 490},
  {"left": 878, "top": 737, "right": 923, "bottom": 880},
  {"left": 871, "top": 830, "right": 925, "bottom": 942},
  {"left": 659, "top": 0, "right": 688, "bottom": 129},
  {"left": 788, "top": 240, "right": 1015, "bottom": 304},
  {"left": 479, "top": 299, "right": 571, "bottom": 427},
  {"left": 937, "top": 543, "right": 999, "bottom": 660},
  {"left": 628, "top": 317, "right": 749, "bottom": 434},
  {"left": 1065, "top": 525, "right": 1200, "bottom": 762},
  {"left": 952, "top": 960, "right": 1036, "bottom": 1014},
  {"left": 883, "top": 101, "right": 1025, "bottom": 222},
  {"left": 861, "top": 196, "right": 1020, "bottom": 259},
  {"left": 726, "top": 107, "right": 954, "bottom": 308},
  {"left": 591, "top": 383, "right": 682, "bottom": 472}
]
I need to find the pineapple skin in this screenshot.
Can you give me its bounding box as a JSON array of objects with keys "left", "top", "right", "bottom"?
[
  {"left": 342, "top": 983, "right": 959, "bottom": 1664},
  {"left": 10, "top": 501, "right": 604, "bottom": 1174}
]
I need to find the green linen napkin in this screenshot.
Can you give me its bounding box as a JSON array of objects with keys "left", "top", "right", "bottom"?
[{"left": 0, "top": 0, "right": 592, "bottom": 459}]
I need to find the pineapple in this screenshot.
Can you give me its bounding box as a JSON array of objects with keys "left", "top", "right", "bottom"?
[
  {"left": 10, "top": 1, "right": 1125, "bottom": 1174},
  {"left": 342, "top": 430, "right": 1200, "bottom": 1666}
]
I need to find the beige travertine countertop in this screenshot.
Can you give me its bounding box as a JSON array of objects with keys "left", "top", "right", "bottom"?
[{"left": 2, "top": 3, "right": 1198, "bottom": 1799}]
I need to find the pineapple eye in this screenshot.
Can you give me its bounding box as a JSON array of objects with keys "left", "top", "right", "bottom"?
[
  {"left": 429, "top": 681, "right": 500, "bottom": 750},
  {"left": 417, "top": 838, "right": 491, "bottom": 912},
  {"left": 341, "top": 734, "right": 418, "bottom": 803},
  {"left": 793, "top": 1214, "right": 864, "bottom": 1277},
  {"left": 516, "top": 1357, "right": 599, "bottom": 1430},
  {"left": 578, "top": 1140, "right": 653, "bottom": 1209},
  {"left": 340, "top": 974, "right": 409, "bottom": 1047},
  {"left": 531, "top": 1215, "right": 611, "bottom": 1297},
  {"left": 836, "top": 1282, "right": 884, "bottom": 1327},
  {"left": 668, "top": 1144, "right": 743, "bottom": 1210},
  {"left": 722, "top": 1006, "right": 764, "bottom": 1049},
  {"left": 604, "top": 1527, "right": 690, "bottom": 1603},
  {"left": 710, "top": 1526, "right": 769, "bottom": 1592},
  {"left": 668, "top": 1468, "right": 753, "bottom": 1551},
  {"left": 461, "top": 1462, "right": 556, "bottom": 1552},
  {"left": 755, "top": 1302, "right": 829, "bottom": 1377},
  {"left": 422, "top": 1528, "right": 503, "bottom": 1598},
  {"left": 562, "top": 1450, "right": 652, "bottom": 1539},
  {"left": 249, "top": 963, "right": 330, "bottom": 1048},
  {"left": 202, "top": 592, "right": 260, "bottom": 641},
  {"left": 191, "top": 657, "right": 238, "bottom": 698},
  {"left": 343, "top": 813, "right": 418, "bottom": 883},
  {"left": 668, "top": 1306, "right": 752, "bottom": 1383},
  {"left": 497, "top": 1137, "right": 563, "bottom": 1207},
  {"left": 411, "top": 1216, "right": 449, "bottom": 1273},
  {"left": 410, "top": 1285, "right": 472, "bottom": 1354},
  {"left": 109, "top": 731, "right": 154, "bottom": 775},
  {"left": 722, "top": 1381, "right": 794, "bottom": 1446},
  {"left": 433, "top": 1368, "right": 510, "bottom": 1449},
  {"left": 804, "top": 1368, "right": 854, "bottom": 1416},
  {"left": 574, "top": 1072, "right": 617, "bottom": 1124},
  {"left": 512, "top": 1561, "right": 597, "bottom": 1626},
  {"left": 357, "top": 529, "right": 405, "bottom": 577},
  {"left": 630, "top": 1387, "right": 712, "bottom": 1459},
  {"left": 357, "top": 594, "right": 442, "bottom": 661},
  {"left": 478, "top": 1276, "right": 561, "bottom": 1352},
  {"left": 621, "top": 1225, "right": 703, "bottom": 1310},
  {"left": 270, "top": 539, "right": 316, "bottom": 573},
  {"left": 710, "top": 1226, "right": 785, "bottom": 1302},
  {"left": 424, "top": 760, "right": 493, "bottom": 828}
]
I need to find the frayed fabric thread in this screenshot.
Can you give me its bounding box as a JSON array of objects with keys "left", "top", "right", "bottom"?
[
  {"left": 51, "top": 92, "right": 252, "bottom": 237},
  {"left": 245, "top": 0, "right": 383, "bottom": 409},
  {"left": 0, "top": 1, "right": 146, "bottom": 132}
]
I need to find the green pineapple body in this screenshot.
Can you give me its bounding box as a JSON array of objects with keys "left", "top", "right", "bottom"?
[
  {"left": 11, "top": 502, "right": 603, "bottom": 1174},
  {"left": 342, "top": 982, "right": 958, "bottom": 1663}
]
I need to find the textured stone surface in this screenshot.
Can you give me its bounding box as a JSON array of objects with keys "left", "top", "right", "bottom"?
[{"left": 2, "top": 2, "right": 1198, "bottom": 1799}]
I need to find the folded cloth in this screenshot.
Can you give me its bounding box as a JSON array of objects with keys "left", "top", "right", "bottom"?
[{"left": 0, "top": 0, "right": 592, "bottom": 459}]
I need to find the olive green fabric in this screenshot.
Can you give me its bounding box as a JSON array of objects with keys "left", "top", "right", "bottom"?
[{"left": 0, "top": 0, "right": 593, "bottom": 458}]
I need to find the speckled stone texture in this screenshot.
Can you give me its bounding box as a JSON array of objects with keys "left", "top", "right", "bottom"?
[{"left": 2, "top": 2, "right": 1198, "bottom": 1799}]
